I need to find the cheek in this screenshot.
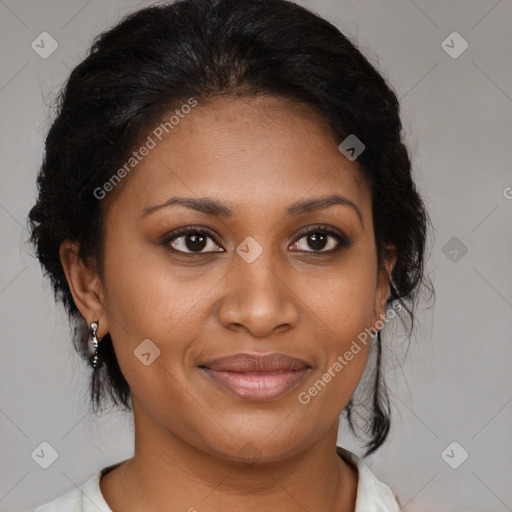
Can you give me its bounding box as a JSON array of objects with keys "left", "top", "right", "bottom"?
[
  {"left": 298, "top": 292, "right": 373, "bottom": 417},
  {"left": 297, "top": 255, "right": 377, "bottom": 339},
  {"left": 294, "top": 253, "right": 376, "bottom": 406},
  {"left": 102, "top": 236, "right": 205, "bottom": 337},
  {"left": 100, "top": 239, "right": 223, "bottom": 394}
]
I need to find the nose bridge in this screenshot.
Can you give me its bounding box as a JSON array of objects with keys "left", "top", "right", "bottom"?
[
  {"left": 218, "top": 238, "right": 299, "bottom": 336},
  {"left": 235, "top": 244, "right": 281, "bottom": 295}
]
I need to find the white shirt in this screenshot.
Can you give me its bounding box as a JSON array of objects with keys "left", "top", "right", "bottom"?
[{"left": 31, "top": 446, "right": 401, "bottom": 511}]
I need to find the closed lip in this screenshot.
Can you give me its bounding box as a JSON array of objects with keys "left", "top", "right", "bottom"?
[
  {"left": 199, "top": 352, "right": 311, "bottom": 372},
  {"left": 198, "top": 352, "right": 312, "bottom": 401}
]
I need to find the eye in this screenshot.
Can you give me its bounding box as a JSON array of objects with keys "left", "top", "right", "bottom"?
[
  {"left": 162, "top": 227, "right": 224, "bottom": 254},
  {"left": 161, "top": 224, "right": 352, "bottom": 255},
  {"left": 289, "top": 225, "right": 352, "bottom": 253}
]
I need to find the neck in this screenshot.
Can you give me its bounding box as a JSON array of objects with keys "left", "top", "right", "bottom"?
[{"left": 102, "top": 396, "right": 358, "bottom": 512}]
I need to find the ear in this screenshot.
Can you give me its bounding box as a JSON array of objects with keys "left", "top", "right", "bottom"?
[
  {"left": 372, "top": 244, "right": 398, "bottom": 331},
  {"left": 59, "top": 240, "right": 109, "bottom": 338}
]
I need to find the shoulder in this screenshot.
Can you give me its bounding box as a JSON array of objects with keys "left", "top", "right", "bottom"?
[
  {"left": 30, "top": 461, "right": 124, "bottom": 512},
  {"left": 30, "top": 484, "right": 84, "bottom": 512},
  {"left": 337, "top": 446, "right": 401, "bottom": 512}
]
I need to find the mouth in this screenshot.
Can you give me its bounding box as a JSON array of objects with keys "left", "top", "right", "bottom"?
[{"left": 198, "top": 352, "right": 311, "bottom": 402}]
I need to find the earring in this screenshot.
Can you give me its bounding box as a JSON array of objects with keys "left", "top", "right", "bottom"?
[{"left": 88, "top": 321, "right": 103, "bottom": 370}]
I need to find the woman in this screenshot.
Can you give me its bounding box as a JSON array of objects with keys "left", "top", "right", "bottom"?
[{"left": 28, "top": 0, "right": 433, "bottom": 510}]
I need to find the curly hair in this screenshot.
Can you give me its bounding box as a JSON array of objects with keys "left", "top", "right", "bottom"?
[{"left": 27, "top": 0, "right": 434, "bottom": 457}]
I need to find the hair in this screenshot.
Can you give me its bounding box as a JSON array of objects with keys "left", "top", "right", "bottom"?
[{"left": 27, "top": 0, "right": 434, "bottom": 457}]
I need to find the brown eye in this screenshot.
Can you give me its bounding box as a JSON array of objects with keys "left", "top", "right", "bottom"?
[
  {"left": 163, "top": 228, "right": 224, "bottom": 253},
  {"left": 289, "top": 226, "right": 352, "bottom": 253}
]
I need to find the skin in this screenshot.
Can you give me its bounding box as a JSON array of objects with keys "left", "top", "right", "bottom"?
[{"left": 60, "top": 95, "right": 397, "bottom": 511}]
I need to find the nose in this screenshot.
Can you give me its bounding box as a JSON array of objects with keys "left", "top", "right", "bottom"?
[{"left": 217, "top": 246, "right": 300, "bottom": 338}]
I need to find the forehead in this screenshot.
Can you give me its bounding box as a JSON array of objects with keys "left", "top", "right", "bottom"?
[{"left": 107, "top": 96, "right": 370, "bottom": 219}]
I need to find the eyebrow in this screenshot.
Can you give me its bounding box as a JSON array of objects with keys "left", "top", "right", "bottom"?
[{"left": 141, "top": 194, "right": 363, "bottom": 227}]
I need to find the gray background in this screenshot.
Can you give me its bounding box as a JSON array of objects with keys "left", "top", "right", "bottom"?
[{"left": 1, "top": 0, "right": 511, "bottom": 510}]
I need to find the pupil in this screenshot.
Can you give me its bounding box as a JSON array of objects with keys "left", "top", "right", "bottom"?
[
  {"left": 309, "top": 233, "right": 327, "bottom": 250},
  {"left": 186, "top": 234, "right": 206, "bottom": 251}
]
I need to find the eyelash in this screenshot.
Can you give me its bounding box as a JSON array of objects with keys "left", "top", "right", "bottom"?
[{"left": 160, "top": 224, "right": 352, "bottom": 255}]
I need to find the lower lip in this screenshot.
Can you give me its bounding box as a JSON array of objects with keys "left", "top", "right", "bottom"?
[{"left": 200, "top": 367, "right": 310, "bottom": 401}]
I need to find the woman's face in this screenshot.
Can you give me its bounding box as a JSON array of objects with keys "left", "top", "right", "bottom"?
[{"left": 80, "top": 96, "right": 396, "bottom": 461}]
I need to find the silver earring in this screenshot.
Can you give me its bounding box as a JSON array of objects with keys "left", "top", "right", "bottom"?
[{"left": 88, "top": 321, "right": 103, "bottom": 370}]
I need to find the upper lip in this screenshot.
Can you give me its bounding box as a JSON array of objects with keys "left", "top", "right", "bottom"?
[{"left": 200, "top": 352, "right": 310, "bottom": 372}]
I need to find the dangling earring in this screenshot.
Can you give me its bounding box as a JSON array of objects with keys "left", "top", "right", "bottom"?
[{"left": 88, "top": 321, "right": 103, "bottom": 370}]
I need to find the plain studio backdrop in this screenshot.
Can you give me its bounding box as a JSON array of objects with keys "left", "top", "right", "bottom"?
[{"left": 0, "top": 1, "right": 511, "bottom": 511}]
